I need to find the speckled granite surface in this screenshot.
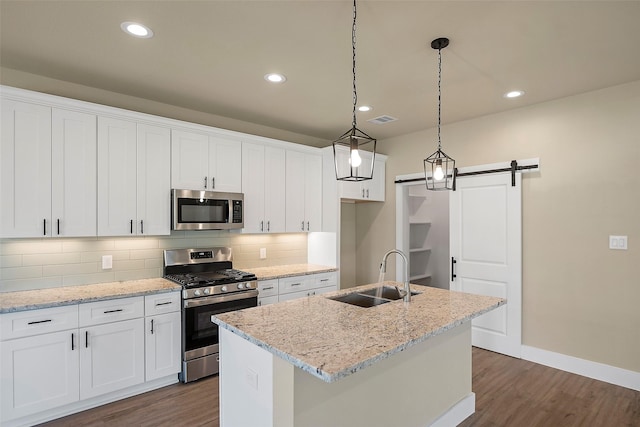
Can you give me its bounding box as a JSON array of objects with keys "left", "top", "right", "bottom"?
[
  {"left": 243, "top": 264, "right": 337, "bottom": 280},
  {"left": 0, "top": 278, "right": 181, "bottom": 313},
  {"left": 213, "top": 281, "right": 505, "bottom": 383}
]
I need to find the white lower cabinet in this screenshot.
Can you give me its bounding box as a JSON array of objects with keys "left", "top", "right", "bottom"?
[
  {"left": 257, "top": 272, "right": 337, "bottom": 305},
  {"left": 0, "top": 291, "right": 181, "bottom": 425}
]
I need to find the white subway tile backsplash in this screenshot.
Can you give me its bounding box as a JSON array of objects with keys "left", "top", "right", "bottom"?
[{"left": 1, "top": 232, "right": 308, "bottom": 292}]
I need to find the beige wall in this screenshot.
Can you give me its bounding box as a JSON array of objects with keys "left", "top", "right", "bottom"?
[
  {"left": 0, "top": 232, "right": 308, "bottom": 293},
  {"left": 339, "top": 202, "right": 357, "bottom": 288},
  {"left": 356, "top": 81, "right": 640, "bottom": 373}
]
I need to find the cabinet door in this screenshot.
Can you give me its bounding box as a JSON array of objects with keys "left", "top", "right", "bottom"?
[
  {"left": 97, "top": 117, "right": 137, "bottom": 236},
  {"left": 285, "top": 150, "right": 306, "bottom": 232},
  {"left": 79, "top": 318, "right": 145, "bottom": 399},
  {"left": 51, "top": 108, "right": 97, "bottom": 237},
  {"left": 209, "top": 137, "right": 242, "bottom": 193},
  {"left": 137, "top": 124, "right": 171, "bottom": 235},
  {"left": 171, "top": 129, "right": 209, "bottom": 190},
  {"left": 0, "top": 331, "right": 79, "bottom": 421},
  {"left": 366, "top": 156, "right": 386, "bottom": 202},
  {"left": 0, "top": 99, "right": 52, "bottom": 237},
  {"left": 264, "top": 146, "right": 286, "bottom": 233},
  {"left": 241, "top": 142, "right": 265, "bottom": 233},
  {"left": 304, "top": 153, "right": 323, "bottom": 231},
  {"left": 145, "top": 312, "right": 181, "bottom": 381}
]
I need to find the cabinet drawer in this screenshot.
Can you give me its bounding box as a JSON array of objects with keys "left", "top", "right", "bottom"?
[
  {"left": 79, "top": 296, "right": 144, "bottom": 327},
  {"left": 278, "top": 275, "right": 312, "bottom": 294},
  {"left": 145, "top": 292, "right": 181, "bottom": 315},
  {"left": 310, "top": 272, "right": 337, "bottom": 289},
  {"left": 258, "top": 295, "right": 279, "bottom": 306},
  {"left": 258, "top": 279, "right": 278, "bottom": 297},
  {"left": 1, "top": 305, "right": 79, "bottom": 341}
]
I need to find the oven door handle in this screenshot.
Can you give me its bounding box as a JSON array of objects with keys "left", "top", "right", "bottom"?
[{"left": 183, "top": 290, "right": 259, "bottom": 308}]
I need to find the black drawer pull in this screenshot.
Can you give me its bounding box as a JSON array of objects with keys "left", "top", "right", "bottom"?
[
  {"left": 155, "top": 301, "right": 172, "bottom": 306},
  {"left": 28, "top": 319, "right": 52, "bottom": 325},
  {"left": 320, "top": 279, "right": 329, "bottom": 282},
  {"left": 291, "top": 283, "right": 302, "bottom": 287},
  {"left": 104, "top": 308, "right": 124, "bottom": 314}
]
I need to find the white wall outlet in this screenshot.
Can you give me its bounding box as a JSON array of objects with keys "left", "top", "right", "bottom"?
[
  {"left": 609, "top": 235, "right": 628, "bottom": 250},
  {"left": 260, "top": 248, "right": 267, "bottom": 259},
  {"left": 102, "top": 255, "right": 113, "bottom": 269},
  {"left": 245, "top": 368, "right": 258, "bottom": 390}
]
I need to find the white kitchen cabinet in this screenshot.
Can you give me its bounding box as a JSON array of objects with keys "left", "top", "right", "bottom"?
[
  {"left": 257, "top": 279, "right": 278, "bottom": 306},
  {"left": 144, "top": 292, "right": 181, "bottom": 381},
  {"left": 242, "top": 141, "right": 286, "bottom": 233},
  {"left": 78, "top": 297, "right": 145, "bottom": 399},
  {"left": 98, "top": 117, "right": 170, "bottom": 236},
  {"left": 338, "top": 151, "right": 386, "bottom": 202},
  {"left": 0, "top": 306, "right": 80, "bottom": 422},
  {"left": 285, "top": 150, "right": 322, "bottom": 232},
  {"left": 171, "top": 129, "right": 242, "bottom": 192},
  {"left": 1, "top": 100, "right": 96, "bottom": 238}
]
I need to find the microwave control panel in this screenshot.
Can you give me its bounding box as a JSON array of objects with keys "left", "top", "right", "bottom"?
[{"left": 232, "top": 200, "right": 243, "bottom": 223}]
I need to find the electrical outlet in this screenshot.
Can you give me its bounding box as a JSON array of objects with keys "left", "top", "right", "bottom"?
[
  {"left": 609, "top": 235, "right": 628, "bottom": 250},
  {"left": 102, "top": 255, "right": 113, "bottom": 269},
  {"left": 260, "top": 248, "right": 267, "bottom": 259}
]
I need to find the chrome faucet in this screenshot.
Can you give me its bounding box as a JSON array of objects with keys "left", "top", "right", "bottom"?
[{"left": 379, "top": 249, "right": 411, "bottom": 302}]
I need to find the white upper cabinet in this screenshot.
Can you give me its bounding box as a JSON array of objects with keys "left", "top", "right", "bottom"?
[
  {"left": 98, "top": 117, "right": 170, "bottom": 236},
  {"left": 285, "top": 150, "right": 322, "bottom": 232},
  {"left": 337, "top": 149, "right": 386, "bottom": 202},
  {"left": 1, "top": 99, "right": 97, "bottom": 238},
  {"left": 171, "top": 129, "right": 242, "bottom": 192},
  {"left": 242, "top": 141, "right": 285, "bottom": 233}
]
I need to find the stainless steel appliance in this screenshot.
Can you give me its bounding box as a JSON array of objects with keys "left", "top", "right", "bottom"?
[
  {"left": 163, "top": 247, "right": 257, "bottom": 383},
  {"left": 171, "top": 189, "right": 244, "bottom": 231}
]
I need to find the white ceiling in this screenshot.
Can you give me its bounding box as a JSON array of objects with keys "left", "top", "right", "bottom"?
[{"left": 2, "top": 1, "right": 640, "bottom": 147}]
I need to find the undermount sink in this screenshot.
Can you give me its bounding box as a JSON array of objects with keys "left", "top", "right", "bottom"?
[{"left": 328, "top": 286, "right": 421, "bottom": 308}]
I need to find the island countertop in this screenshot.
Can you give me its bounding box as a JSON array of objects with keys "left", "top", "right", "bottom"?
[{"left": 212, "top": 281, "right": 505, "bottom": 383}]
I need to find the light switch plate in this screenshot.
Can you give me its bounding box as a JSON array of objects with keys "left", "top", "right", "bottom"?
[
  {"left": 260, "top": 248, "right": 267, "bottom": 259},
  {"left": 102, "top": 255, "right": 113, "bottom": 269},
  {"left": 609, "top": 235, "right": 628, "bottom": 250}
]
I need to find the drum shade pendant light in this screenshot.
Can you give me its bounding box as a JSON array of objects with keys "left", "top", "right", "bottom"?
[
  {"left": 424, "top": 37, "right": 455, "bottom": 191},
  {"left": 333, "top": 0, "right": 376, "bottom": 181}
]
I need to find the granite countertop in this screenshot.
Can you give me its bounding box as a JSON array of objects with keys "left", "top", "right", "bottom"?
[
  {"left": 243, "top": 264, "right": 337, "bottom": 280},
  {"left": 0, "top": 278, "right": 181, "bottom": 313},
  {"left": 213, "top": 281, "right": 505, "bottom": 383}
]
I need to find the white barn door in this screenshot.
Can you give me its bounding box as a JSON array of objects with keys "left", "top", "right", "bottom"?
[{"left": 450, "top": 172, "right": 522, "bottom": 358}]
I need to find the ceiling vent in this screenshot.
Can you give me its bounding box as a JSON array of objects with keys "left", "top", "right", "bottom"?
[{"left": 368, "top": 115, "right": 398, "bottom": 125}]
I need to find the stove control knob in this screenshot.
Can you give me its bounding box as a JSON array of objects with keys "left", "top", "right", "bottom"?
[
  {"left": 204, "top": 288, "right": 210, "bottom": 295},
  {"left": 238, "top": 283, "right": 245, "bottom": 289},
  {"left": 194, "top": 290, "right": 201, "bottom": 296},
  {"left": 221, "top": 286, "right": 228, "bottom": 292},
  {"left": 245, "top": 282, "right": 252, "bottom": 289}
]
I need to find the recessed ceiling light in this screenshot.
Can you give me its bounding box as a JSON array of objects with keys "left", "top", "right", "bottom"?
[
  {"left": 358, "top": 105, "right": 373, "bottom": 112},
  {"left": 264, "top": 73, "right": 287, "bottom": 83},
  {"left": 504, "top": 90, "right": 525, "bottom": 99},
  {"left": 121, "top": 21, "right": 154, "bottom": 38}
]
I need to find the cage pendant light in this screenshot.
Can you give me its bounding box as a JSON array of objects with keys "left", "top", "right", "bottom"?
[
  {"left": 424, "top": 37, "right": 455, "bottom": 191},
  {"left": 333, "top": 0, "right": 376, "bottom": 182}
]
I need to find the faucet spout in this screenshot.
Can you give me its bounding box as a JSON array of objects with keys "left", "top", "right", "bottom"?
[{"left": 380, "top": 249, "right": 411, "bottom": 302}]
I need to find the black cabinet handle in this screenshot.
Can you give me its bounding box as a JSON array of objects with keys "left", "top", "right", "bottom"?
[
  {"left": 301, "top": 221, "right": 304, "bottom": 231},
  {"left": 155, "top": 301, "right": 172, "bottom": 306},
  {"left": 306, "top": 221, "right": 309, "bottom": 231},
  {"left": 71, "top": 332, "right": 75, "bottom": 351},
  {"left": 85, "top": 331, "right": 89, "bottom": 348},
  {"left": 212, "top": 177, "right": 215, "bottom": 189},
  {"left": 267, "top": 221, "right": 270, "bottom": 232},
  {"left": 43, "top": 219, "right": 46, "bottom": 236},
  {"left": 27, "top": 319, "right": 52, "bottom": 325},
  {"left": 57, "top": 219, "right": 60, "bottom": 235},
  {"left": 151, "top": 319, "right": 154, "bottom": 334},
  {"left": 260, "top": 221, "right": 264, "bottom": 232},
  {"left": 140, "top": 219, "right": 144, "bottom": 234},
  {"left": 451, "top": 257, "right": 457, "bottom": 281},
  {"left": 130, "top": 219, "right": 133, "bottom": 234},
  {"left": 204, "top": 176, "right": 207, "bottom": 189},
  {"left": 104, "top": 308, "right": 123, "bottom": 314}
]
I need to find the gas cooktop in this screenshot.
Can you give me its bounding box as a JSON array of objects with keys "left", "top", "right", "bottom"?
[{"left": 165, "top": 269, "right": 257, "bottom": 288}]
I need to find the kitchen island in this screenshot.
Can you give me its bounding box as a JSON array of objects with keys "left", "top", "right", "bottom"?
[{"left": 212, "top": 282, "right": 504, "bottom": 427}]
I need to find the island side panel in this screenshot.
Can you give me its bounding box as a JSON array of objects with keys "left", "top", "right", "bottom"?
[
  {"left": 218, "top": 328, "right": 294, "bottom": 427},
  {"left": 293, "top": 322, "right": 473, "bottom": 427}
]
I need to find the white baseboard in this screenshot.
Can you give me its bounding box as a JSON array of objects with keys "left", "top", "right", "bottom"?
[
  {"left": 430, "top": 392, "right": 475, "bottom": 427},
  {"left": 522, "top": 345, "right": 640, "bottom": 392}
]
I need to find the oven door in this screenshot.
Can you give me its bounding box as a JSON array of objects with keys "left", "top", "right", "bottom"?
[{"left": 183, "top": 290, "right": 258, "bottom": 361}]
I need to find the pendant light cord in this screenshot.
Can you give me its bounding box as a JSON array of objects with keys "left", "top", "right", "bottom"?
[
  {"left": 352, "top": 0, "right": 357, "bottom": 129},
  {"left": 437, "top": 46, "right": 442, "bottom": 151}
]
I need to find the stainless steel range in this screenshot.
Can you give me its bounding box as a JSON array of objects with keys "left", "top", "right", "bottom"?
[{"left": 163, "top": 247, "right": 258, "bottom": 383}]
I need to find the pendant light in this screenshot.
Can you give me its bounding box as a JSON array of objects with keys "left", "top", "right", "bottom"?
[
  {"left": 333, "top": 0, "right": 376, "bottom": 182},
  {"left": 424, "top": 37, "right": 455, "bottom": 191}
]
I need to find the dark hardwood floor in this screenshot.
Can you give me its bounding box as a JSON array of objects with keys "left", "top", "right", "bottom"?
[{"left": 40, "top": 348, "right": 639, "bottom": 427}]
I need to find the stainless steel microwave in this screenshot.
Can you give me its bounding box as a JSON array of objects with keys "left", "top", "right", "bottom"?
[{"left": 171, "top": 189, "right": 244, "bottom": 231}]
